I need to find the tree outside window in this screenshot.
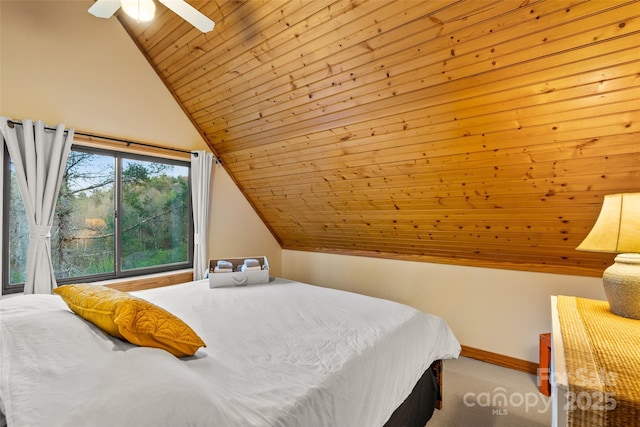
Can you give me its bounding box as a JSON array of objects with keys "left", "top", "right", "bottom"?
[{"left": 2, "top": 146, "right": 192, "bottom": 293}]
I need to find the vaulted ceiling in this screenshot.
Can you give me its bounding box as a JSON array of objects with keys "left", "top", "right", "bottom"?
[{"left": 114, "top": 0, "right": 640, "bottom": 277}]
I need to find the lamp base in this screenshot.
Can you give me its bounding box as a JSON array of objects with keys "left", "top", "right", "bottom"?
[{"left": 603, "top": 253, "right": 640, "bottom": 320}]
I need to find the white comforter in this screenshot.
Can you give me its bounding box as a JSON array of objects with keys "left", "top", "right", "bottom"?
[{"left": 0, "top": 278, "right": 460, "bottom": 427}]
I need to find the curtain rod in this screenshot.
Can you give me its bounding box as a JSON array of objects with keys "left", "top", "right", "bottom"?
[{"left": 6, "top": 119, "right": 219, "bottom": 161}]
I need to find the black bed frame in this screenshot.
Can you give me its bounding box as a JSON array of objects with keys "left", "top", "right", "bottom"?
[{"left": 383, "top": 360, "right": 443, "bottom": 427}]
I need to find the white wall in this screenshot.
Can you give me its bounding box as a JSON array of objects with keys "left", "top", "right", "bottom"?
[
  {"left": 282, "top": 250, "right": 606, "bottom": 363},
  {"left": 208, "top": 163, "right": 282, "bottom": 275},
  {"left": 0, "top": 0, "right": 282, "bottom": 286},
  {"left": 0, "top": 0, "right": 204, "bottom": 150}
]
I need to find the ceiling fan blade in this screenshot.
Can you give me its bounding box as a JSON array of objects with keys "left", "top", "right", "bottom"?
[
  {"left": 159, "top": 0, "right": 215, "bottom": 32},
  {"left": 88, "top": 0, "right": 122, "bottom": 18}
]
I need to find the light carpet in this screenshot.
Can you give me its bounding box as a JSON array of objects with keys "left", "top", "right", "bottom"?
[{"left": 428, "top": 356, "right": 552, "bottom": 426}]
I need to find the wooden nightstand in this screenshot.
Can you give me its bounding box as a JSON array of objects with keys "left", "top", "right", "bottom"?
[
  {"left": 550, "top": 295, "right": 640, "bottom": 427},
  {"left": 539, "top": 332, "right": 551, "bottom": 397}
]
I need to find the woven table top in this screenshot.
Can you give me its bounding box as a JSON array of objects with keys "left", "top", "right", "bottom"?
[{"left": 557, "top": 296, "right": 640, "bottom": 427}]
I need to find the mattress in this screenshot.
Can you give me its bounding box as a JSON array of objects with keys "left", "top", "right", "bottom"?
[{"left": 0, "top": 278, "right": 460, "bottom": 426}]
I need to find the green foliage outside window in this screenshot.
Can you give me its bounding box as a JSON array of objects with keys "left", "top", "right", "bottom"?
[
  {"left": 121, "top": 158, "right": 189, "bottom": 271},
  {"left": 5, "top": 147, "right": 192, "bottom": 291}
]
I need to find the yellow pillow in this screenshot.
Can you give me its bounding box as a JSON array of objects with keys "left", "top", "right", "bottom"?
[{"left": 54, "top": 284, "right": 206, "bottom": 357}]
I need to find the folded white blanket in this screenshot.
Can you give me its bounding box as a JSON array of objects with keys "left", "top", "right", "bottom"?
[
  {"left": 244, "top": 259, "right": 260, "bottom": 268},
  {"left": 240, "top": 265, "right": 261, "bottom": 272},
  {"left": 217, "top": 260, "right": 233, "bottom": 269}
]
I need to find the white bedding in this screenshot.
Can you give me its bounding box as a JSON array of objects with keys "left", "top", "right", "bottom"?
[{"left": 0, "top": 278, "right": 460, "bottom": 427}]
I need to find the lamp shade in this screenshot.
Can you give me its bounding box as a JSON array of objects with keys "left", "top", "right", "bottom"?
[{"left": 576, "top": 193, "right": 640, "bottom": 253}]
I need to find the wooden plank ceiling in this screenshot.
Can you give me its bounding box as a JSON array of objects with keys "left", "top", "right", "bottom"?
[{"left": 117, "top": 0, "right": 640, "bottom": 277}]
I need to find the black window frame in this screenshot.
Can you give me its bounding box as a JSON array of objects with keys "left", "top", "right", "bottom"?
[{"left": 2, "top": 144, "right": 194, "bottom": 294}]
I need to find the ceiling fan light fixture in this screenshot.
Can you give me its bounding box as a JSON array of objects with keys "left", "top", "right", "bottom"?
[
  {"left": 121, "top": 0, "right": 156, "bottom": 22},
  {"left": 88, "top": 0, "right": 214, "bottom": 32}
]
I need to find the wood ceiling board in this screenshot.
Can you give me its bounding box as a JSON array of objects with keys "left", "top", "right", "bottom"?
[{"left": 116, "top": 0, "right": 640, "bottom": 276}]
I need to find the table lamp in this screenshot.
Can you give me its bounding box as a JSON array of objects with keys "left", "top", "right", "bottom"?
[{"left": 576, "top": 193, "right": 640, "bottom": 319}]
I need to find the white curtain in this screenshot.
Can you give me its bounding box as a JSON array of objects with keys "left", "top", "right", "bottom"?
[
  {"left": 191, "top": 150, "right": 214, "bottom": 281},
  {"left": 0, "top": 118, "right": 74, "bottom": 294}
]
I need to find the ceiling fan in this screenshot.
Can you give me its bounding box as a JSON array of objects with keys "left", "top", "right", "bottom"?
[{"left": 88, "top": 0, "right": 215, "bottom": 33}]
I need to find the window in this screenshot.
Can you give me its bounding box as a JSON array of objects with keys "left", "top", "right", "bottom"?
[{"left": 2, "top": 145, "right": 193, "bottom": 294}]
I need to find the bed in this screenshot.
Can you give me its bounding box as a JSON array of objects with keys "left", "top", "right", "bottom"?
[{"left": 0, "top": 277, "right": 460, "bottom": 427}]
